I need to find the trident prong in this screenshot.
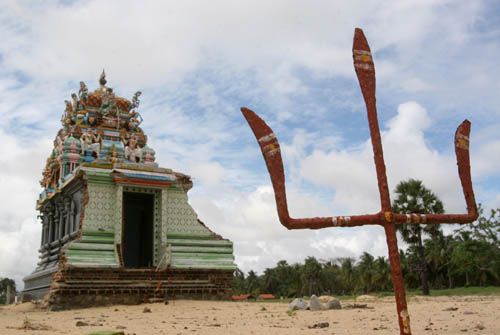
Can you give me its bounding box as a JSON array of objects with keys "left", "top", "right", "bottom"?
[{"left": 241, "top": 28, "right": 478, "bottom": 335}]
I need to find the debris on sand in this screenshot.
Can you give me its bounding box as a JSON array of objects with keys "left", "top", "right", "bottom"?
[
  {"left": 475, "top": 322, "right": 485, "bottom": 330},
  {"left": 18, "top": 317, "right": 51, "bottom": 330},
  {"left": 344, "top": 303, "right": 374, "bottom": 309},
  {"left": 308, "top": 321, "right": 329, "bottom": 329}
]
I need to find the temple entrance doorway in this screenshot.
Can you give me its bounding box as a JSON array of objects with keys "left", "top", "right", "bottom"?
[{"left": 122, "top": 192, "right": 154, "bottom": 268}]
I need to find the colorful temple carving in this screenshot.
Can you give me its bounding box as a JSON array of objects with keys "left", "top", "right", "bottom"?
[{"left": 23, "top": 72, "right": 236, "bottom": 308}]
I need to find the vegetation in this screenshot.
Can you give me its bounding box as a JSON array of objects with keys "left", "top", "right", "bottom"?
[
  {"left": 392, "top": 179, "right": 444, "bottom": 295},
  {"left": 233, "top": 180, "right": 499, "bottom": 298},
  {"left": 0, "top": 277, "right": 16, "bottom": 304}
]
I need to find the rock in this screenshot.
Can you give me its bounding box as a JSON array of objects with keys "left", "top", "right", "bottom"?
[
  {"left": 288, "top": 298, "right": 307, "bottom": 311},
  {"left": 317, "top": 295, "right": 341, "bottom": 310},
  {"left": 309, "top": 295, "right": 322, "bottom": 311},
  {"left": 308, "top": 322, "right": 329, "bottom": 329},
  {"left": 475, "top": 322, "right": 485, "bottom": 330},
  {"left": 318, "top": 295, "right": 335, "bottom": 303},
  {"left": 142, "top": 307, "right": 152, "bottom": 313},
  {"left": 76, "top": 321, "right": 89, "bottom": 327},
  {"left": 325, "top": 298, "right": 342, "bottom": 310}
]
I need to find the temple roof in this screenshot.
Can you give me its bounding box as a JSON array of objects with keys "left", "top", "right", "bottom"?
[{"left": 40, "top": 71, "right": 159, "bottom": 195}]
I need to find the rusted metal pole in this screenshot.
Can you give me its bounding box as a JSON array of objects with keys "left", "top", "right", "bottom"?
[{"left": 352, "top": 28, "right": 411, "bottom": 335}]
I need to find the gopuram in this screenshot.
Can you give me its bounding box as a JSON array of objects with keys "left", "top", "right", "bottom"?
[{"left": 23, "top": 72, "right": 236, "bottom": 308}]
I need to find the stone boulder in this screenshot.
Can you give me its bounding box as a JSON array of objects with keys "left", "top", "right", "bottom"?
[
  {"left": 318, "top": 295, "right": 342, "bottom": 310},
  {"left": 308, "top": 295, "right": 322, "bottom": 311},
  {"left": 325, "top": 298, "right": 342, "bottom": 310},
  {"left": 288, "top": 298, "right": 307, "bottom": 311}
]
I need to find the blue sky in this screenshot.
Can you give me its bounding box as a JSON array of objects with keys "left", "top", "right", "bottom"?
[{"left": 0, "top": 1, "right": 499, "bottom": 287}]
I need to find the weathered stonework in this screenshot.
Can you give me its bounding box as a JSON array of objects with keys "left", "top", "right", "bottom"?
[{"left": 166, "top": 190, "right": 213, "bottom": 236}]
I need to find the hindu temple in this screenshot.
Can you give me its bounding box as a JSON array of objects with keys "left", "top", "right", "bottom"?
[{"left": 22, "top": 72, "right": 237, "bottom": 308}]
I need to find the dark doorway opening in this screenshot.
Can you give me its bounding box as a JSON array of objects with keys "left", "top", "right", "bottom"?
[{"left": 122, "top": 192, "right": 154, "bottom": 267}]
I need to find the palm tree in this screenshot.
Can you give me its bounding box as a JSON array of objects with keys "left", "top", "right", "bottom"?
[
  {"left": 357, "top": 252, "right": 375, "bottom": 293},
  {"left": 372, "top": 256, "right": 392, "bottom": 291},
  {"left": 246, "top": 270, "right": 260, "bottom": 294},
  {"left": 301, "top": 256, "right": 322, "bottom": 296},
  {"left": 424, "top": 232, "right": 455, "bottom": 289},
  {"left": 392, "top": 179, "right": 444, "bottom": 295},
  {"left": 338, "top": 257, "right": 355, "bottom": 295},
  {"left": 232, "top": 268, "right": 246, "bottom": 294},
  {"left": 0, "top": 278, "right": 16, "bottom": 304}
]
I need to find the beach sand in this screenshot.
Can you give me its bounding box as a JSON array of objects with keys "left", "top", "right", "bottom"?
[{"left": 1, "top": 295, "right": 498, "bottom": 334}]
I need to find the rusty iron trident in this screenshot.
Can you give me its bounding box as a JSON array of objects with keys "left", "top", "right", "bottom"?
[{"left": 241, "top": 28, "right": 478, "bottom": 335}]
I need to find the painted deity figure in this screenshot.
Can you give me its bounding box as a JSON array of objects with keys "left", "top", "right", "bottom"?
[
  {"left": 71, "top": 93, "right": 79, "bottom": 111},
  {"left": 100, "top": 88, "right": 116, "bottom": 116},
  {"left": 64, "top": 100, "right": 73, "bottom": 114},
  {"left": 130, "top": 91, "right": 142, "bottom": 110},
  {"left": 80, "top": 130, "right": 101, "bottom": 156},
  {"left": 62, "top": 100, "right": 73, "bottom": 125},
  {"left": 127, "top": 91, "right": 143, "bottom": 130},
  {"left": 128, "top": 110, "right": 143, "bottom": 130},
  {"left": 123, "top": 134, "right": 142, "bottom": 163},
  {"left": 40, "top": 157, "right": 54, "bottom": 189},
  {"left": 55, "top": 129, "right": 68, "bottom": 155},
  {"left": 78, "top": 81, "right": 88, "bottom": 104},
  {"left": 108, "top": 144, "right": 119, "bottom": 164}
]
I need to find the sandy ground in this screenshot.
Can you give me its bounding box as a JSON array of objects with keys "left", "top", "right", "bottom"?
[{"left": 0, "top": 295, "right": 498, "bottom": 334}]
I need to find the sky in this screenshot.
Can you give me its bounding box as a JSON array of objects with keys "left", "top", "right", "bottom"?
[{"left": 0, "top": 0, "right": 499, "bottom": 289}]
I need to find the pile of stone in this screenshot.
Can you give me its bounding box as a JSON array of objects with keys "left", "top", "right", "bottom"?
[{"left": 288, "top": 295, "right": 342, "bottom": 311}]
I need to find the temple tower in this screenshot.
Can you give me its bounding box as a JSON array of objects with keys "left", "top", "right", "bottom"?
[{"left": 23, "top": 73, "right": 236, "bottom": 308}]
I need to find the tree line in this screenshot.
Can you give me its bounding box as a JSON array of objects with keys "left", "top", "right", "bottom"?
[{"left": 233, "top": 179, "right": 500, "bottom": 297}]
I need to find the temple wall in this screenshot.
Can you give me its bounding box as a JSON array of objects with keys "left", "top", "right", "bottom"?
[
  {"left": 82, "top": 183, "right": 116, "bottom": 231},
  {"left": 166, "top": 190, "right": 213, "bottom": 237}
]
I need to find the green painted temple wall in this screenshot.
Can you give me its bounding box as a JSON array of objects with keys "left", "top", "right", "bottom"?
[{"left": 62, "top": 168, "right": 236, "bottom": 271}]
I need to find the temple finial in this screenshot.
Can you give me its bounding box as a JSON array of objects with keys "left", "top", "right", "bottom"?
[{"left": 99, "top": 69, "right": 107, "bottom": 88}]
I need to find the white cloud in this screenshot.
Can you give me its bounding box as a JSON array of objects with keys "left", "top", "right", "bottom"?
[
  {"left": 188, "top": 161, "right": 226, "bottom": 188},
  {"left": 300, "top": 101, "right": 487, "bottom": 214},
  {"left": 0, "top": 129, "right": 50, "bottom": 286}
]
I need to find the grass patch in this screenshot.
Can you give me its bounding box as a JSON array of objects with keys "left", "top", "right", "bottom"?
[
  {"left": 427, "top": 286, "right": 500, "bottom": 296},
  {"left": 374, "top": 286, "right": 500, "bottom": 298}
]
